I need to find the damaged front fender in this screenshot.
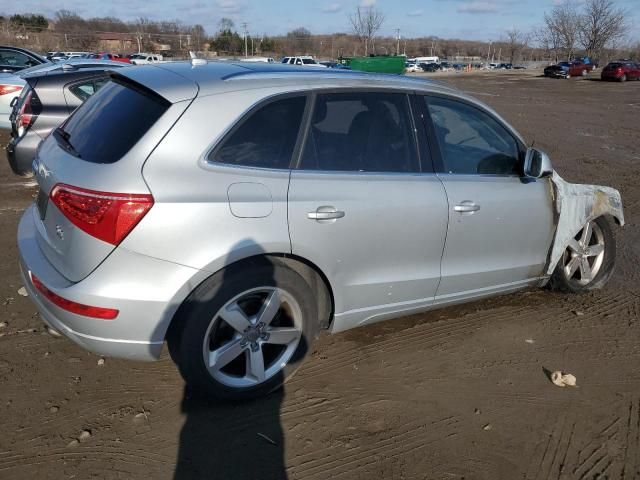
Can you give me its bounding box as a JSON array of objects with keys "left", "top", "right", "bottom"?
[{"left": 546, "top": 172, "right": 624, "bottom": 275}]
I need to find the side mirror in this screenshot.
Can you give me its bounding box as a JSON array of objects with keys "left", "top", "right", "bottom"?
[{"left": 523, "top": 147, "right": 553, "bottom": 178}]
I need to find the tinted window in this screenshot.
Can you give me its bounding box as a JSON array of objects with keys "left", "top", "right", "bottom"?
[
  {"left": 210, "top": 96, "right": 306, "bottom": 169},
  {"left": 56, "top": 79, "right": 169, "bottom": 164},
  {"left": 0, "top": 49, "right": 34, "bottom": 68},
  {"left": 300, "top": 92, "right": 418, "bottom": 173},
  {"left": 69, "top": 76, "right": 110, "bottom": 101},
  {"left": 426, "top": 97, "right": 520, "bottom": 175}
]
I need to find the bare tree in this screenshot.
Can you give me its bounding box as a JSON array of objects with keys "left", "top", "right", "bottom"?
[
  {"left": 549, "top": 1, "right": 580, "bottom": 61},
  {"left": 349, "top": 6, "right": 385, "bottom": 56},
  {"left": 287, "top": 27, "right": 312, "bottom": 54},
  {"left": 536, "top": 20, "right": 562, "bottom": 63},
  {"left": 504, "top": 28, "right": 529, "bottom": 63},
  {"left": 579, "top": 0, "right": 627, "bottom": 59}
]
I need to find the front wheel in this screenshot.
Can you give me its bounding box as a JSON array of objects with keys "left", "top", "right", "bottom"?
[
  {"left": 550, "top": 216, "right": 615, "bottom": 293},
  {"left": 169, "top": 261, "right": 318, "bottom": 400}
]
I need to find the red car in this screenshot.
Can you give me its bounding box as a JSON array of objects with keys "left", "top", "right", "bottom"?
[
  {"left": 601, "top": 62, "right": 640, "bottom": 82},
  {"left": 88, "top": 53, "right": 131, "bottom": 63},
  {"left": 567, "top": 61, "right": 590, "bottom": 77}
]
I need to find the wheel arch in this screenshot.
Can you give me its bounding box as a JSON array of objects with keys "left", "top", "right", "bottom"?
[{"left": 165, "top": 253, "right": 335, "bottom": 344}]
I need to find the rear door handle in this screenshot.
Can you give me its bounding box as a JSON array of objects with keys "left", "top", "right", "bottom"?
[
  {"left": 307, "top": 206, "right": 345, "bottom": 221},
  {"left": 454, "top": 202, "right": 480, "bottom": 213}
]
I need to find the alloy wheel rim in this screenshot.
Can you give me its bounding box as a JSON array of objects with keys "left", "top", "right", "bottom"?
[
  {"left": 562, "top": 220, "right": 605, "bottom": 286},
  {"left": 202, "top": 287, "right": 303, "bottom": 388}
]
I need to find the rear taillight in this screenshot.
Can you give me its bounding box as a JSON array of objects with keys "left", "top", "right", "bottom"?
[
  {"left": 616, "top": 67, "right": 623, "bottom": 74},
  {"left": 16, "top": 90, "right": 36, "bottom": 137},
  {"left": 50, "top": 184, "right": 154, "bottom": 246},
  {"left": 0, "top": 84, "right": 22, "bottom": 96},
  {"left": 31, "top": 273, "right": 119, "bottom": 320}
]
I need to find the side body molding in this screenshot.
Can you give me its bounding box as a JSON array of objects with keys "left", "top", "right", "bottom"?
[{"left": 546, "top": 172, "right": 625, "bottom": 275}]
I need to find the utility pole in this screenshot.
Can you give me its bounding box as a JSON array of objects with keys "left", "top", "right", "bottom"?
[
  {"left": 241, "top": 22, "right": 248, "bottom": 58},
  {"left": 486, "top": 41, "right": 491, "bottom": 65},
  {"left": 395, "top": 28, "right": 400, "bottom": 56}
]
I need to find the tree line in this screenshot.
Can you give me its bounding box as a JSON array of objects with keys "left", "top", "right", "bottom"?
[{"left": 0, "top": 1, "right": 637, "bottom": 63}]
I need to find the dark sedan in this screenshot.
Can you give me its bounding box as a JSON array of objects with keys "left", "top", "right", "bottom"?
[
  {"left": 6, "top": 61, "right": 126, "bottom": 176},
  {"left": 0, "top": 46, "right": 48, "bottom": 73},
  {"left": 544, "top": 61, "right": 590, "bottom": 79},
  {"left": 419, "top": 62, "right": 441, "bottom": 72}
]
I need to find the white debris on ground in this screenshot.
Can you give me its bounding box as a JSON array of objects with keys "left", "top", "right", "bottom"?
[
  {"left": 551, "top": 371, "right": 577, "bottom": 387},
  {"left": 17, "top": 287, "right": 28, "bottom": 297}
]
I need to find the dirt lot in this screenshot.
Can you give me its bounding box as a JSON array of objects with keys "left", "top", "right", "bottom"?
[{"left": 0, "top": 70, "right": 639, "bottom": 480}]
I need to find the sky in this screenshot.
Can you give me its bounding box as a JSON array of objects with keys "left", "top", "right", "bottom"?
[{"left": 3, "top": 0, "right": 639, "bottom": 42}]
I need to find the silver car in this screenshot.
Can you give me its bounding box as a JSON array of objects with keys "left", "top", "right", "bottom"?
[{"left": 17, "top": 62, "right": 624, "bottom": 399}]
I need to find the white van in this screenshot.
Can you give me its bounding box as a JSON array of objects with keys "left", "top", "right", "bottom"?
[{"left": 414, "top": 56, "right": 440, "bottom": 64}]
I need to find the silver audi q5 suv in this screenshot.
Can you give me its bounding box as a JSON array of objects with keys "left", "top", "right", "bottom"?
[{"left": 18, "top": 61, "right": 624, "bottom": 399}]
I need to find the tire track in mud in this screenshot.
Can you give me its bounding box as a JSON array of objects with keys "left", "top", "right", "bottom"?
[
  {"left": 286, "top": 415, "right": 459, "bottom": 479},
  {"left": 525, "top": 408, "right": 630, "bottom": 480},
  {"left": 292, "top": 305, "right": 533, "bottom": 383}
]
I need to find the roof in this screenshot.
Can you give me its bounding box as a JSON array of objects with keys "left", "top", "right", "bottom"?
[{"left": 117, "top": 60, "right": 460, "bottom": 103}]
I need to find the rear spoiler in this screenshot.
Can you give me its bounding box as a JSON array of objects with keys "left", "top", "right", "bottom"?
[
  {"left": 109, "top": 72, "right": 172, "bottom": 107},
  {"left": 109, "top": 66, "right": 198, "bottom": 103}
]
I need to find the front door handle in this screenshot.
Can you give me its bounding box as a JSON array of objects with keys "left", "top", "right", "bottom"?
[
  {"left": 307, "top": 206, "right": 345, "bottom": 221},
  {"left": 454, "top": 202, "right": 480, "bottom": 213}
]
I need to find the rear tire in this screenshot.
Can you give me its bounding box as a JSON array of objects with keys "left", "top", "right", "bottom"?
[
  {"left": 620, "top": 74, "right": 627, "bottom": 82},
  {"left": 169, "top": 260, "right": 318, "bottom": 400},
  {"left": 550, "top": 216, "right": 615, "bottom": 293}
]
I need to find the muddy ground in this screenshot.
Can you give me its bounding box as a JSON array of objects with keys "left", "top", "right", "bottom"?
[{"left": 0, "top": 70, "right": 639, "bottom": 480}]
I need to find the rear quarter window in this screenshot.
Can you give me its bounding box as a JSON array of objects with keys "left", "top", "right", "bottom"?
[{"left": 57, "top": 78, "right": 169, "bottom": 164}]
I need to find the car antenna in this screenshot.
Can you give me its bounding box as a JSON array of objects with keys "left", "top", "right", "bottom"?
[{"left": 189, "top": 51, "right": 206, "bottom": 67}]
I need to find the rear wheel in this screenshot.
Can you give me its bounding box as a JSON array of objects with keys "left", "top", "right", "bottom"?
[
  {"left": 620, "top": 74, "right": 627, "bottom": 82},
  {"left": 169, "top": 261, "right": 318, "bottom": 400},
  {"left": 550, "top": 217, "right": 615, "bottom": 293},
  {"left": 581, "top": 69, "right": 588, "bottom": 76}
]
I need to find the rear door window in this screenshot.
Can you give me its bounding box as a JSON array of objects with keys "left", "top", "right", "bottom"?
[
  {"left": 425, "top": 96, "right": 520, "bottom": 175},
  {"left": 299, "top": 92, "right": 419, "bottom": 173},
  {"left": 209, "top": 96, "right": 306, "bottom": 169},
  {"left": 68, "top": 76, "right": 110, "bottom": 102},
  {"left": 55, "top": 78, "right": 170, "bottom": 163}
]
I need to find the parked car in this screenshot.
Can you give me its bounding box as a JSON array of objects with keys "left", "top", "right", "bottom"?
[
  {"left": 129, "top": 53, "right": 164, "bottom": 65},
  {"left": 240, "top": 57, "right": 275, "bottom": 64},
  {"left": 405, "top": 62, "right": 421, "bottom": 73},
  {"left": 281, "top": 56, "right": 326, "bottom": 67},
  {"left": 420, "top": 62, "right": 441, "bottom": 72},
  {"left": 0, "top": 59, "right": 123, "bottom": 129},
  {"left": 88, "top": 53, "right": 131, "bottom": 63},
  {"left": 6, "top": 61, "right": 126, "bottom": 176},
  {"left": 544, "top": 61, "right": 590, "bottom": 78},
  {"left": 18, "top": 62, "right": 623, "bottom": 400},
  {"left": 497, "top": 63, "right": 513, "bottom": 69},
  {"left": 0, "top": 46, "right": 48, "bottom": 73},
  {"left": 600, "top": 61, "right": 640, "bottom": 82}
]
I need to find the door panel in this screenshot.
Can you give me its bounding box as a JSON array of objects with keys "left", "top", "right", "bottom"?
[
  {"left": 420, "top": 94, "right": 556, "bottom": 298},
  {"left": 436, "top": 175, "right": 554, "bottom": 297},
  {"left": 289, "top": 172, "right": 448, "bottom": 315},
  {"left": 288, "top": 90, "right": 449, "bottom": 324}
]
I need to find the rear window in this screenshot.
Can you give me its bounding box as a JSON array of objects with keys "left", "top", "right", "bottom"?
[{"left": 55, "top": 78, "right": 169, "bottom": 164}]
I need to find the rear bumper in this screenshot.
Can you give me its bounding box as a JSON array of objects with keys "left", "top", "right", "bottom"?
[
  {"left": 18, "top": 205, "right": 205, "bottom": 361},
  {"left": 6, "top": 131, "right": 39, "bottom": 177}
]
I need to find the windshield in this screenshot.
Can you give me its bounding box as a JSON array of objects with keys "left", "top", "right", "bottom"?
[{"left": 302, "top": 58, "right": 317, "bottom": 65}]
